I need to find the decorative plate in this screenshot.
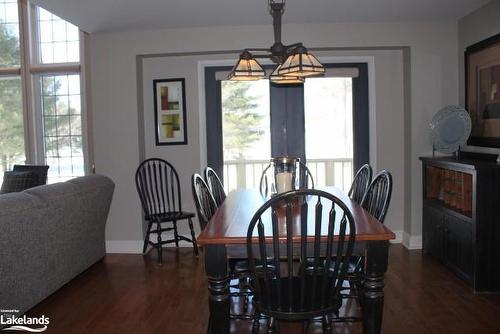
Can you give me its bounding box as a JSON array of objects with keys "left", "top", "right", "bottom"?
[{"left": 430, "top": 105, "right": 471, "bottom": 154}]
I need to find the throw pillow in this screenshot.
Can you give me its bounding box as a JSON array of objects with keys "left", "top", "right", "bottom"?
[{"left": 0, "top": 171, "right": 37, "bottom": 193}]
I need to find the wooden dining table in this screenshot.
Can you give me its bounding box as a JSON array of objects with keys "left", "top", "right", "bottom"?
[{"left": 197, "top": 187, "right": 395, "bottom": 334}]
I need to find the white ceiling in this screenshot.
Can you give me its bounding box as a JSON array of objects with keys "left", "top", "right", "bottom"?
[{"left": 31, "top": 0, "right": 490, "bottom": 33}]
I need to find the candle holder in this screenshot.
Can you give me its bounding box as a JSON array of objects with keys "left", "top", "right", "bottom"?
[{"left": 271, "top": 156, "right": 299, "bottom": 194}]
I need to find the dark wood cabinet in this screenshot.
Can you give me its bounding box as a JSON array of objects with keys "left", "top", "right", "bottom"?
[{"left": 421, "top": 153, "right": 500, "bottom": 292}]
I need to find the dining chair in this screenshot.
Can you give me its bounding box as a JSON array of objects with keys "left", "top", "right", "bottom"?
[
  {"left": 135, "top": 158, "right": 198, "bottom": 264},
  {"left": 259, "top": 161, "right": 315, "bottom": 197},
  {"left": 361, "top": 170, "right": 393, "bottom": 224},
  {"left": 348, "top": 164, "right": 372, "bottom": 204},
  {"left": 340, "top": 169, "right": 393, "bottom": 318},
  {"left": 204, "top": 166, "right": 226, "bottom": 207},
  {"left": 192, "top": 173, "right": 253, "bottom": 323},
  {"left": 192, "top": 173, "right": 218, "bottom": 231},
  {"left": 247, "top": 189, "right": 356, "bottom": 333}
]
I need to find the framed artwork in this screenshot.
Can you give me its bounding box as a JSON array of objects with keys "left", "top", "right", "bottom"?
[
  {"left": 466, "top": 33, "right": 500, "bottom": 148},
  {"left": 153, "top": 78, "right": 188, "bottom": 145}
]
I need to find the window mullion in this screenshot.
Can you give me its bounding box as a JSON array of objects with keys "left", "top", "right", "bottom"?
[
  {"left": 0, "top": 67, "right": 21, "bottom": 76},
  {"left": 30, "top": 63, "right": 80, "bottom": 74},
  {"left": 18, "top": 0, "right": 37, "bottom": 163},
  {"left": 79, "top": 31, "right": 92, "bottom": 175}
]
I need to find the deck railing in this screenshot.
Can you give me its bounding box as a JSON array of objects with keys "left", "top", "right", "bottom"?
[{"left": 223, "top": 158, "right": 353, "bottom": 193}]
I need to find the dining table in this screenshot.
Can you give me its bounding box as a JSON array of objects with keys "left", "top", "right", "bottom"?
[{"left": 197, "top": 187, "right": 395, "bottom": 334}]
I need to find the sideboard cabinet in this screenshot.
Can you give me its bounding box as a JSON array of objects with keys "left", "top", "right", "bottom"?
[{"left": 420, "top": 153, "right": 500, "bottom": 292}]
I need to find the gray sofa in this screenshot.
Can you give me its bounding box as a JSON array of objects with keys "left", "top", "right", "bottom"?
[{"left": 0, "top": 175, "right": 114, "bottom": 317}]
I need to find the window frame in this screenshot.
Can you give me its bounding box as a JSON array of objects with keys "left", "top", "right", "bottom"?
[{"left": 0, "top": 0, "right": 91, "bottom": 180}]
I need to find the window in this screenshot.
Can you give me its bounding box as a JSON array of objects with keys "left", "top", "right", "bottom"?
[
  {"left": 0, "top": 0, "right": 20, "bottom": 68},
  {"left": 0, "top": 0, "right": 23, "bottom": 182},
  {"left": 0, "top": 1, "right": 87, "bottom": 184},
  {"left": 38, "top": 8, "right": 79, "bottom": 64},
  {"left": 304, "top": 77, "right": 353, "bottom": 191},
  {"left": 41, "top": 74, "right": 83, "bottom": 182},
  {"left": 221, "top": 80, "right": 271, "bottom": 192}
]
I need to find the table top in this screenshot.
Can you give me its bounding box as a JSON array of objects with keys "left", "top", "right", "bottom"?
[{"left": 197, "top": 187, "right": 395, "bottom": 246}]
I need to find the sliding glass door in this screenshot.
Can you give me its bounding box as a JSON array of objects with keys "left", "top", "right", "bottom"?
[{"left": 205, "top": 63, "right": 368, "bottom": 192}]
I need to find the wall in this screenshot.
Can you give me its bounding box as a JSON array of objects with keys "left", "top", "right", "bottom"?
[
  {"left": 459, "top": 0, "right": 500, "bottom": 155},
  {"left": 140, "top": 50, "right": 405, "bottom": 245},
  {"left": 90, "top": 21, "right": 459, "bottom": 252}
]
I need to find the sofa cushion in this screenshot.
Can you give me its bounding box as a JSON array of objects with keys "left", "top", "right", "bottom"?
[
  {"left": 13, "top": 164, "right": 49, "bottom": 186},
  {"left": 0, "top": 171, "right": 37, "bottom": 193}
]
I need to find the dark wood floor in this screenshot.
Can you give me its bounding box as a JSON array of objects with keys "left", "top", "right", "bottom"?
[{"left": 28, "top": 244, "right": 500, "bottom": 333}]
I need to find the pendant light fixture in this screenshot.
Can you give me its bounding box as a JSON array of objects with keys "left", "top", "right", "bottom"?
[
  {"left": 269, "top": 65, "right": 304, "bottom": 84},
  {"left": 228, "top": 0, "right": 324, "bottom": 84},
  {"left": 228, "top": 50, "right": 266, "bottom": 81}
]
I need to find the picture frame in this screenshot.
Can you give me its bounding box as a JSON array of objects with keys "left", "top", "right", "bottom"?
[
  {"left": 465, "top": 33, "right": 500, "bottom": 148},
  {"left": 153, "top": 78, "right": 188, "bottom": 145}
]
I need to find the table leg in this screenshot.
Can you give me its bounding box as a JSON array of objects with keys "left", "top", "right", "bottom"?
[
  {"left": 205, "top": 245, "right": 230, "bottom": 334},
  {"left": 363, "top": 241, "right": 389, "bottom": 334}
]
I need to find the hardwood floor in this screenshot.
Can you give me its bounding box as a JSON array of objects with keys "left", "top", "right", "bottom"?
[{"left": 27, "top": 244, "right": 500, "bottom": 333}]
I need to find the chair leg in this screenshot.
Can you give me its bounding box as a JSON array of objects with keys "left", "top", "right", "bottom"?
[
  {"left": 173, "top": 220, "right": 179, "bottom": 248},
  {"left": 157, "top": 222, "right": 162, "bottom": 264},
  {"left": 267, "top": 317, "right": 277, "bottom": 333},
  {"left": 142, "top": 220, "right": 153, "bottom": 254},
  {"left": 252, "top": 307, "right": 260, "bottom": 334},
  {"left": 322, "top": 315, "right": 332, "bottom": 333},
  {"left": 301, "top": 320, "right": 310, "bottom": 334},
  {"left": 188, "top": 217, "right": 199, "bottom": 256}
]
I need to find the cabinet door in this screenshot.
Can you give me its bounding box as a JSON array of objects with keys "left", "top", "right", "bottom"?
[
  {"left": 443, "top": 215, "right": 458, "bottom": 271},
  {"left": 423, "top": 205, "right": 445, "bottom": 260},
  {"left": 445, "top": 214, "right": 474, "bottom": 280}
]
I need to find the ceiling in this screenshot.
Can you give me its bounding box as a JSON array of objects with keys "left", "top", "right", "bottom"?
[{"left": 31, "top": 0, "right": 490, "bottom": 33}]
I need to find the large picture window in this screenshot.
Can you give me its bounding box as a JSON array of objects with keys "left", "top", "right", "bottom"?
[
  {"left": 37, "top": 7, "right": 79, "bottom": 64},
  {"left": 0, "top": 0, "right": 87, "bottom": 184},
  {"left": 0, "top": 0, "right": 23, "bottom": 181}
]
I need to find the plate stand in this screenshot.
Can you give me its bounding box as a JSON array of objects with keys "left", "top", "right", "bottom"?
[{"left": 432, "top": 145, "right": 461, "bottom": 159}]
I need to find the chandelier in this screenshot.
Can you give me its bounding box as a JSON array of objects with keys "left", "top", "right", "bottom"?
[{"left": 228, "top": 0, "right": 325, "bottom": 84}]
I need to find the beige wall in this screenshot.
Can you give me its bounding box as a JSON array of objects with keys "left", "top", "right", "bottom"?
[
  {"left": 140, "top": 50, "right": 405, "bottom": 245},
  {"left": 90, "top": 21, "right": 459, "bottom": 252},
  {"left": 459, "top": 0, "right": 500, "bottom": 155}
]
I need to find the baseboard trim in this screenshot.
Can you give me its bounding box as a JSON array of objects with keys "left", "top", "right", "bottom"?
[
  {"left": 105, "top": 240, "right": 194, "bottom": 254},
  {"left": 106, "top": 240, "right": 143, "bottom": 254},
  {"left": 402, "top": 232, "right": 422, "bottom": 250}
]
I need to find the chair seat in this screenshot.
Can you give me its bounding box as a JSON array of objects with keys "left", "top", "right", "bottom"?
[
  {"left": 255, "top": 276, "right": 341, "bottom": 320},
  {"left": 146, "top": 211, "right": 195, "bottom": 222},
  {"left": 230, "top": 258, "right": 276, "bottom": 275}
]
